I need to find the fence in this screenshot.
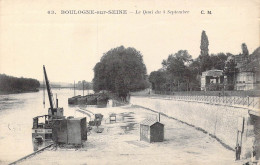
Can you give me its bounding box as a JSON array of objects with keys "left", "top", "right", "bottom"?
[
  {"left": 153, "top": 95, "right": 259, "bottom": 109},
  {"left": 154, "top": 90, "right": 260, "bottom": 97}
]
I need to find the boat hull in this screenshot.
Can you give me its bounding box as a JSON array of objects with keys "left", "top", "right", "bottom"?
[{"left": 32, "top": 128, "right": 52, "bottom": 141}]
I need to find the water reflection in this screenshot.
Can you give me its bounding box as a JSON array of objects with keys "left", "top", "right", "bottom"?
[{"left": 0, "top": 96, "right": 25, "bottom": 110}]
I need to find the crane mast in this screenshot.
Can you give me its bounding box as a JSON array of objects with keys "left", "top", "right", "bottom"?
[{"left": 43, "top": 65, "right": 54, "bottom": 115}]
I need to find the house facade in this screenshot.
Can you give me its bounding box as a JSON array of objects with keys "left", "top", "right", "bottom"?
[
  {"left": 201, "top": 70, "right": 225, "bottom": 91},
  {"left": 235, "top": 60, "right": 260, "bottom": 91}
]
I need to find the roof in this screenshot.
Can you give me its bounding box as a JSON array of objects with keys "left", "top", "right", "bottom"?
[
  {"left": 233, "top": 52, "right": 260, "bottom": 69},
  {"left": 202, "top": 70, "right": 223, "bottom": 77},
  {"left": 238, "top": 59, "right": 260, "bottom": 72},
  {"left": 140, "top": 118, "right": 164, "bottom": 126}
]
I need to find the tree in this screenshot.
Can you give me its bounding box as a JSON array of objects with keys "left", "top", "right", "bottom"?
[
  {"left": 199, "top": 30, "right": 212, "bottom": 72},
  {"left": 241, "top": 43, "right": 249, "bottom": 56},
  {"left": 149, "top": 70, "right": 167, "bottom": 91},
  {"left": 224, "top": 56, "right": 237, "bottom": 90},
  {"left": 0, "top": 74, "right": 40, "bottom": 93},
  {"left": 200, "top": 30, "right": 209, "bottom": 57},
  {"left": 93, "top": 46, "right": 149, "bottom": 98},
  {"left": 161, "top": 50, "right": 192, "bottom": 91},
  {"left": 210, "top": 53, "right": 228, "bottom": 70},
  {"left": 187, "top": 60, "right": 201, "bottom": 90}
]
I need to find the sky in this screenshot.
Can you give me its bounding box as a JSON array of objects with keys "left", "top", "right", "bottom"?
[{"left": 0, "top": 0, "right": 259, "bottom": 83}]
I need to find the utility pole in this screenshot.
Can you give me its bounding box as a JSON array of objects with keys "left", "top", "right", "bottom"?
[
  {"left": 83, "top": 81, "right": 84, "bottom": 96},
  {"left": 74, "top": 81, "right": 75, "bottom": 96}
]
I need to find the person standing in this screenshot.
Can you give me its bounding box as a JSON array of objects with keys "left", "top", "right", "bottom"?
[
  {"left": 251, "top": 146, "right": 256, "bottom": 163},
  {"left": 235, "top": 143, "right": 241, "bottom": 160}
]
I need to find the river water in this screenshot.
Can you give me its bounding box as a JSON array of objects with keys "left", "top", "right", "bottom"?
[{"left": 0, "top": 89, "right": 94, "bottom": 164}]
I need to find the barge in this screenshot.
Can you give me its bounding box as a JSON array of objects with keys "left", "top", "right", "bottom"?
[{"left": 68, "top": 93, "right": 109, "bottom": 107}]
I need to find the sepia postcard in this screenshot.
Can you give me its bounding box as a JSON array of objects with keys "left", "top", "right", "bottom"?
[{"left": 0, "top": 0, "right": 259, "bottom": 164}]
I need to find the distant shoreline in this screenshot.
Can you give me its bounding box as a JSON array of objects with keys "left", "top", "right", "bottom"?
[{"left": 0, "top": 89, "right": 39, "bottom": 95}]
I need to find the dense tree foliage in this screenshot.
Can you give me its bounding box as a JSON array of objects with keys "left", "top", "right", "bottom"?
[
  {"left": 0, "top": 74, "right": 40, "bottom": 93},
  {"left": 150, "top": 50, "right": 202, "bottom": 91},
  {"left": 149, "top": 51, "right": 232, "bottom": 92},
  {"left": 251, "top": 47, "right": 260, "bottom": 57},
  {"left": 93, "top": 46, "right": 149, "bottom": 97},
  {"left": 198, "top": 31, "right": 212, "bottom": 72},
  {"left": 148, "top": 31, "right": 258, "bottom": 92},
  {"left": 162, "top": 50, "right": 193, "bottom": 91},
  {"left": 223, "top": 56, "right": 237, "bottom": 90},
  {"left": 149, "top": 45, "right": 260, "bottom": 92},
  {"left": 209, "top": 53, "right": 228, "bottom": 70},
  {"left": 200, "top": 30, "right": 209, "bottom": 57},
  {"left": 149, "top": 70, "right": 167, "bottom": 91},
  {"left": 241, "top": 43, "right": 249, "bottom": 56}
]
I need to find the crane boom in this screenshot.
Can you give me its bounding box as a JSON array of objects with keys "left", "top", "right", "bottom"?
[{"left": 43, "top": 65, "right": 54, "bottom": 114}]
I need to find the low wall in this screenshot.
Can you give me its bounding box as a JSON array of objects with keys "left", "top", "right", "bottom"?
[{"left": 130, "top": 96, "right": 257, "bottom": 158}]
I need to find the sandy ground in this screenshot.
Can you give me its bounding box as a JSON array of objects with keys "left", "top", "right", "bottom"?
[{"left": 18, "top": 105, "right": 236, "bottom": 165}]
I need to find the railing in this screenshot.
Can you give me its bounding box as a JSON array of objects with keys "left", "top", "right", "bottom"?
[
  {"left": 154, "top": 90, "right": 260, "bottom": 97},
  {"left": 156, "top": 95, "right": 259, "bottom": 109}
]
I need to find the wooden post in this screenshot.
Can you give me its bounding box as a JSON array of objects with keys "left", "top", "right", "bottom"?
[
  {"left": 247, "top": 96, "right": 249, "bottom": 107},
  {"left": 236, "top": 130, "right": 239, "bottom": 146}
]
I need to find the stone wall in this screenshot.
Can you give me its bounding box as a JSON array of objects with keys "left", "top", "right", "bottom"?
[{"left": 131, "top": 96, "right": 257, "bottom": 159}]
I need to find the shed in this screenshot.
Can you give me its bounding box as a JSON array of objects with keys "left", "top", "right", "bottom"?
[
  {"left": 67, "top": 117, "right": 87, "bottom": 144},
  {"left": 52, "top": 117, "right": 87, "bottom": 145},
  {"left": 140, "top": 119, "right": 164, "bottom": 143}
]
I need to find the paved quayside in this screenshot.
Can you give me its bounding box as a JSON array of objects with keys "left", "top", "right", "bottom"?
[{"left": 18, "top": 105, "right": 235, "bottom": 165}]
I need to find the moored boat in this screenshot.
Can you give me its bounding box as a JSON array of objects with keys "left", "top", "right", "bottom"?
[
  {"left": 68, "top": 92, "right": 109, "bottom": 107},
  {"left": 32, "top": 66, "right": 64, "bottom": 141}
]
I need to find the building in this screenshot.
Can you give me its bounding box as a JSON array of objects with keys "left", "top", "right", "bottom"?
[
  {"left": 201, "top": 49, "right": 260, "bottom": 91},
  {"left": 140, "top": 119, "right": 164, "bottom": 143},
  {"left": 235, "top": 60, "right": 260, "bottom": 90},
  {"left": 201, "top": 69, "right": 225, "bottom": 91},
  {"left": 230, "top": 49, "right": 260, "bottom": 91}
]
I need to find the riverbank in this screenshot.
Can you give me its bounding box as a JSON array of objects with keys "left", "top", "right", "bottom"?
[
  {"left": 0, "top": 89, "right": 39, "bottom": 95},
  {"left": 18, "top": 105, "right": 234, "bottom": 165},
  {"left": 0, "top": 74, "right": 40, "bottom": 95}
]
